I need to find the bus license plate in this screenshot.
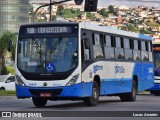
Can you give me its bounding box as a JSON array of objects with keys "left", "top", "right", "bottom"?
[{"left": 40, "top": 93, "right": 51, "bottom": 97}]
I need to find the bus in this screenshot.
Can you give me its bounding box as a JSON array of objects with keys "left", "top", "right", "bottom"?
[
  {"left": 149, "top": 40, "right": 160, "bottom": 95},
  {"left": 11, "top": 21, "right": 154, "bottom": 107}
]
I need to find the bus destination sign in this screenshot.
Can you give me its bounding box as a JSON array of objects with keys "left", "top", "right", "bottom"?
[{"left": 26, "top": 27, "right": 71, "bottom": 34}]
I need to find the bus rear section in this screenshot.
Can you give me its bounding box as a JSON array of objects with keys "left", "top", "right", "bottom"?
[
  {"left": 81, "top": 27, "right": 154, "bottom": 105},
  {"left": 149, "top": 42, "right": 160, "bottom": 95}
]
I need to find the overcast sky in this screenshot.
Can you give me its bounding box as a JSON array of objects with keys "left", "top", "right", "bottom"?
[{"left": 30, "top": 0, "right": 160, "bottom": 7}]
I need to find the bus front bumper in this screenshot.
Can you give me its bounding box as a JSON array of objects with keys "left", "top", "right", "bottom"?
[{"left": 16, "top": 83, "right": 92, "bottom": 99}]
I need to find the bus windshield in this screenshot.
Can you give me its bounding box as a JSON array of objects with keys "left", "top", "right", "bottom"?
[
  {"left": 154, "top": 51, "right": 160, "bottom": 76},
  {"left": 17, "top": 37, "right": 78, "bottom": 74}
]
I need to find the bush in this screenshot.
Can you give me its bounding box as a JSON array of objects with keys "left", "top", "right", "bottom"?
[
  {"left": 1, "top": 65, "right": 7, "bottom": 75},
  {"left": 1, "top": 65, "right": 14, "bottom": 75},
  {"left": 7, "top": 66, "right": 15, "bottom": 75}
]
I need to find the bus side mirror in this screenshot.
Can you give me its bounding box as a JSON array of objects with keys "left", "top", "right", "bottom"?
[
  {"left": 84, "top": 38, "right": 90, "bottom": 49},
  {"left": 8, "top": 39, "right": 12, "bottom": 52}
]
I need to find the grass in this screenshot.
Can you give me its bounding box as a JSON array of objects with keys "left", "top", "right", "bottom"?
[
  {"left": 0, "top": 90, "right": 16, "bottom": 96},
  {"left": 138, "top": 91, "right": 150, "bottom": 94}
]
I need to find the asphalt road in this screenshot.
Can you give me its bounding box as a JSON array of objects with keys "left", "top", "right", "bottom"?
[{"left": 0, "top": 94, "right": 160, "bottom": 120}]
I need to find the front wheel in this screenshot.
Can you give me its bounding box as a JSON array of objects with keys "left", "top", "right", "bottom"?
[
  {"left": 32, "top": 97, "right": 47, "bottom": 107},
  {"left": 83, "top": 81, "right": 99, "bottom": 106}
]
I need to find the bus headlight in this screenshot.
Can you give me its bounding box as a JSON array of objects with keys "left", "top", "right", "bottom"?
[
  {"left": 66, "top": 74, "right": 79, "bottom": 86},
  {"left": 15, "top": 75, "right": 26, "bottom": 86}
]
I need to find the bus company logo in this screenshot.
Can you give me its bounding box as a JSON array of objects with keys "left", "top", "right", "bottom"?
[
  {"left": 43, "top": 82, "right": 47, "bottom": 87},
  {"left": 116, "top": 66, "right": 125, "bottom": 73},
  {"left": 2, "top": 112, "right": 11, "bottom": 117},
  {"left": 27, "top": 28, "right": 35, "bottom": 34},
  {"left": 93, "top": 65, "right": 103, "bottom": 74}
]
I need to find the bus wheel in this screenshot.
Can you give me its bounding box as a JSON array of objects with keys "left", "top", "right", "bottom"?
[
  {"left": 32, "top": 97, "right": 47, "bottom": 107},
  {"left": 83, "top": 81, "right": 99, "bottom": 106},
  {"left": 150, "top": 91, "right": 154, "bottom": 94},
  {"left": 154, "top": 92, "right": 160, "bottom": 96},
  {"left": 120, "top": 80, "right": 137, "bottom": 102}
]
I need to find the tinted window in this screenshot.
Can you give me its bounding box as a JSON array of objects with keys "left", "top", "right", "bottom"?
[
  {"left": 124, "top": 38, "right": 130, "bottom": 49},
  {"left": 93, "top": 46, "right": 104, "bottom": 58},
  {"left": 141, "top": 41, "right": 146, "bottom": 51},
  {"left": 134, "top": 40, "right": 138, "bottom": 50},
  {"left": 115, "top": 48, "right": 125, "bottom": 60},
  {"left": 133, "top": 50, "right": 141, "bottom": 61},
  {"left": 105, "top": 35, "right": 111, "bottom": 47},
  {"left": 115, "top": 37, "right": 121, "bottom": 48},
  {"left": 104, "top": 47, "right": 114, "bottom": 59}
]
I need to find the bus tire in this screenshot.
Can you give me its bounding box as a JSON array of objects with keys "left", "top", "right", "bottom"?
[
  {"left": 150, "top": 91, "right": 154, "bottom": 94},
  {"left": 83, "top": 81, "right": 99, "bottom": 106},
  {"left": 32, "top": 97, "right": 47, "bottom": 107},
  {"left": 120, "top": 80, "right": 137, "bottom": 102},
  {"left": 154, "top": 91, "right": 160, "bottom": 96}
]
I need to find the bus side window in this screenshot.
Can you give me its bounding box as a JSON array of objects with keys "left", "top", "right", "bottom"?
[
  {"left": 115, "top": 36, "right": 124, "bottom": 60},
  {"left": 141, "top": 41, "right": 149, "bottom": 61},
  {"left": 124, "top": 38, "right": 133, "bottom": 60},
  {"left": 148, "top": 42, "right": 153, "bottom": 62},
  {"left": 133, "top": 40, "right": 141, "bottom": 61},
  {"left": 84, "top": 38, "right": 90, "bottom": 60},
  {"left": 104, "top": 35, "right": 115, "bottom": 59},
  {"left": 93, "top": 33, "right": 104, "bottom": 59}
]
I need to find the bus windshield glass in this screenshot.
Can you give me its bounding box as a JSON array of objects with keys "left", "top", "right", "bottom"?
[
  {"left": 153, "top": 46, "right": 160, "bottom": 76},
  {"left": 17, "top": 37, "right": 78, "bottom": 74}
]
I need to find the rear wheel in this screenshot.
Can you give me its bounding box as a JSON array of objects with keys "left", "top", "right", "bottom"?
[
  {"left": 154, "top": 91, "right": 160, "bottom": 96},
  {"left": 120, "top": 80, "right": 137, "bottom": 102},
  {"left": 32, "top": 97, "right": 47, "bottom": 107},
  {"left": 150, "top": 91, "right": 154, "bottom": 94},
  {"left": 83, "top": 81, "right": 99, "bottom": 106}
]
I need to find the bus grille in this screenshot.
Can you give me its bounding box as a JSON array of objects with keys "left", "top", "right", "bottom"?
[{"left": 29, "top": 89, "right": 63, "bottom": 97}]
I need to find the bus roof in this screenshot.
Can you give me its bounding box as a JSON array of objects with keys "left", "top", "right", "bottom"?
[
  {"left": 20, "top": 21, "right": 152, "bottom": 41},
  {"left": 79, "top": 22, "right": 152, "bottom": 41}
]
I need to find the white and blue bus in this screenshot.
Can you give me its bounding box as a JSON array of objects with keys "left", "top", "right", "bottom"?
[
  {"left": 13, "top": 22, "right": 154, "bottom": 107},
  {"left": 149, "top": 40, "right": 160, "bottom": 95}
]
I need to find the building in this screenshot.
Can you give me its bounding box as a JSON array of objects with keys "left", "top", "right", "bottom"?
[{"left": 0, "top": 0, "right": 29, "bottom": 34}]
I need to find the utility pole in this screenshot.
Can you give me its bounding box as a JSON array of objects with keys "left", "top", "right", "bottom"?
[
  {"left": 33, "top": 0, "right": 72, "bottom": 22},
  {"left": 50, "top": 0, "right": 52, "bottom": 22}
]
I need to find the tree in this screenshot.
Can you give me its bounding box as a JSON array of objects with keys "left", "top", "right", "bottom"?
[
  {"left": 0, "top": 31, "right": 16, "bottom": 74},
  {"left": 140, "top": 28, "right": 153, "bottom": 34},
  {"left": 52, "top": 15, "right": 57, "bottom": 21},
  {"left": 86, "top": 12, "right": 95, "bottom": 19},
  {"left": 57, "top": 5, "right": 64, "bottom": 16},
  {"left": 147, "top": 21, "right": 159, "bottom": 27},
  {"left": 99, "top": 8, "right": 109, "bottom": 17},
  {"left": 108, "top": 5, "right": 114, "bottom": 13}
]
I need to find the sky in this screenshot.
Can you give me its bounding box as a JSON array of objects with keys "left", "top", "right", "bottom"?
[{"left": 30, "top": 0, "right": 160, "bottom": 7}]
